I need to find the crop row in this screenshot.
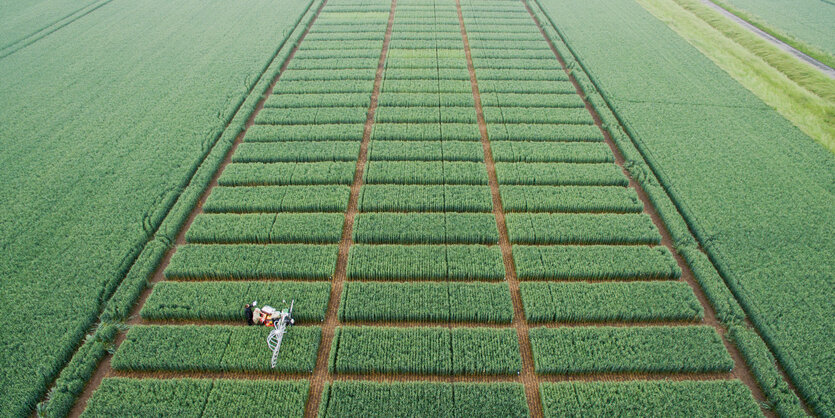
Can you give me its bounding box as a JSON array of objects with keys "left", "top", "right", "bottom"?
[
  {"left": 513, "top": 245, "right": 681, "bottom": 280},
  {"left": 217, "top": 162, "right": 355, "bottom": 186},
  {"left": 471, "top": 57, "right": 560, "bottom": 70},
  {"left": 319, "top": 381, "right": 528, "bottom": 417},
  {"left": 203, "top": 185, "right": 350, "bottom": 213},
  {"left": 112, "top": 325, "right": 321, "bottom": 373},
  {"left": 483, "top": 107, "right": 593, "bottom": 125},
  {"left": 539, "top": 380, "right": 761, "bottom": 416},
  {"left": 186, "top": 213, "right": 344, "bottom": 244},
  {"left": 385, "top": 57, "right": 468, "bottom": 69},
  {"left": 505, "top": 213, "right": 660, "bottom": 244},
  {"left": 387, "top": 48, "right": 464, "bottom": 59},
  {"left": 288, "top": 57, "right": 379, "bottom": 70},
  {"left": 282, "top": 68, "right": 376, "bottom": 81},
  {"left": 491, "top": 141, "right": 613, "bottom": 163},
  {"left": 529, "top": 326, "right": 734, "bottom": 374},
  {"left": 273, "top": 80, "right": 375, "bottom": 95},
  {"left": 357, "top": 185, "right": 492, "bottom": 212},
  {"left": 367, "top": 140, "right": 484, "bottom": 161},
  {"left": 371, "top": 122, "right": 480, "bottom": 141},
  {"left": 245, "top": 124, "right": 365, "bottom": 142},
  {"left": 339, "top": 281, "right": 512, "bottom": 323},
  {"left": 486, "top": 123, "right": 603, "bottom": 141},
  {"left": 329, "top": 326, "right": 521, "bottom": 375},
  {"left": 499, "top": 185, "right": 643, "bottom": 213},
  {"left": 480, "top": 92, "right": 584, "bottom": 107},
  {"left": 264, "top": 93, "right": 371, "bottom": 108},
  {"left": 347, "top": 244, "right": 504, "bottom": 280},
  {"left": 479, "top": 81, "right": 576, "bottom": 96},
  {"left": 380, "top": 80, "right": 471, "bottom": 93},
  {"left": 495, "top": 162, "right": 627, "bottom": 186},
  {"left": 255, "top": 106, "right": 368, "bottom": 125},
  {"left": 375, "top": 106, "right": 476, "bottom": 123},
  {"left": 233, "top": 142, "right": 359, "bottom": 163},
  {"left": 520, "top": 281, "right": 703, "bottom": 322},
  {"left": 364, "top": 161, "right": 487, "bottom": 185},
  {"left": 378, "top": 92, "right": 473, "bottom": 106},
  {"left": 389, "top": 39, "right": 466, "bottom": 50},
  {"left": 353, "top": 213, "right": 498, "bottom": 244},
  {"left": 165, "top": 244, "right": 338, "bottom": 280},
  {"left": 141, "top": 281, "right": 331, "bottom": 322},
  {"left": 83, "top": 378, "right": 309, "bottom": 417}
]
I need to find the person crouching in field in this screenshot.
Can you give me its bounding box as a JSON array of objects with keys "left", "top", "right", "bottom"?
[
  {"left": 251, "top": 304, "right": 283, "bottom": 326},
  {"left": 244, "top": 304, "right": 253, "bottom": 326}
]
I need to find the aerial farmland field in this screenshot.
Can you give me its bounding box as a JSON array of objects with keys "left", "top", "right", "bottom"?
[{"left": 0, "top": 0, "right": 832, "bottom": 417}]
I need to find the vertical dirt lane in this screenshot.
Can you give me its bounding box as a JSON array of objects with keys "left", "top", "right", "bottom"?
[
  {"left": 454, "top": 1, "right": 544, "bottom": 416},
  {"left": 303, "top": 0, "right": 398, "bottom": 416}
]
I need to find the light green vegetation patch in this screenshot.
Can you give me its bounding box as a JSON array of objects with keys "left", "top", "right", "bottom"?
[
  {"left": 353, "top": 213, "right": 498, "bottom": 244},
  {"left": 347, "top": 244, "right": 504, "bottom": 280},
  {"left": 506, "top": 213, "right": 660, "bottom": 244}
]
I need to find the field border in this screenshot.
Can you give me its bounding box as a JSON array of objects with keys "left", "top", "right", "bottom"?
[
  {"left": 36, "top": 0, "right": 326, "bottom": 415},
  {"left": 526, "top": 0, "right": 812, "bottom": 415}
]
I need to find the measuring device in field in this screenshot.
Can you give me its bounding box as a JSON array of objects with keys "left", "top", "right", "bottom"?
[{"left": 261, "top": 299, "right": 295, "bottom": 369}]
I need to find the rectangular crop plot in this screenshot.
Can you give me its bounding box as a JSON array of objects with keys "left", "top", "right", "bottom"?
[
  {"left": 520, "top": 282, "right": 703, "bottom": 322},
  {"left": 218, "top": 162, "right": 355, "bottom": 186},
  {"left": 141, "top": 281, "right": 331, "bottom": 322},
  {"left": 347, "top": 244, "right": 504, "bottom": 280},
  {"left": 513, "top": 245, "right": 681, "bottom": 280},
  {"left": 318, "top": 381, "right": 528, "bottom": 418},
  {"left": 500, "top": 185, "right": 643, "bottom": 213},
  {"left": 203, "top": 185, "right": 350, "bottom": 213},
  {"left": 353, "top": 213, "right": 498, "bottom": 244},
  {"left": 111, "top": 325, "right": 321, "bottom": 373},
  {"left": 358, "top": 185, "right": 492, "bottom": 212},
  {"left": 186, "top": 213, "right": 344, "bottom": 244},
  {"left": 339, "top": 281, "right": 512, "bottom": 322},
  {"left": 483, "top": 107, "right": 593, "bottom": 125},
  {"left": 488, "top": 123, "right": 602, "bottom": 141},
  {"left": 491, "top": 141, "right": 613, "bottom": 163},
  {"left": 540, "top": 381, "right": 761, "bottom": 417},
  {"left": 83, "top": 378, "right": 310, "bottom": 417},
  {"left": 495, "top": 162, "right": 627, "bottom": 186},
  {"left": 255, "top": 107, "right": 368, "bottom": 125},
  {"left": 245, "top": 124, "right": 364, "bottom": 142},
  {"left": 368, "top": 140, "right": 484, "bottom": 161},
  {"left": 529, "top": 326, "right": 733, "bottom": 374},
  {"left": 232, "top": 142, "right": 359, "bottom": 163},
  {"left": 372, "top": 123, "right": 480, "bottom": 141},
  {"left": 165, "top": 244, "right": 338, "bottom": 280},
  {"left": 364, "top": 161, "right": 487, "bottom": 185},
  {"left": 328, "top": 326, "right": 520, "bottom": 375},
  {"left": 264, "top": 92, "right": 371, "bottom": 108},
  {"left": 480, "top": 92, "right": 583, "bottom": 108},
  {"left": 506, "top": 213, "right": 660, "bottom": 245}
]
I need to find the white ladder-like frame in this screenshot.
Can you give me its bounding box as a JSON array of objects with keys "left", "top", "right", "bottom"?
[{"left": 266, "top": 300, "right": 293, "bottom": 369}]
